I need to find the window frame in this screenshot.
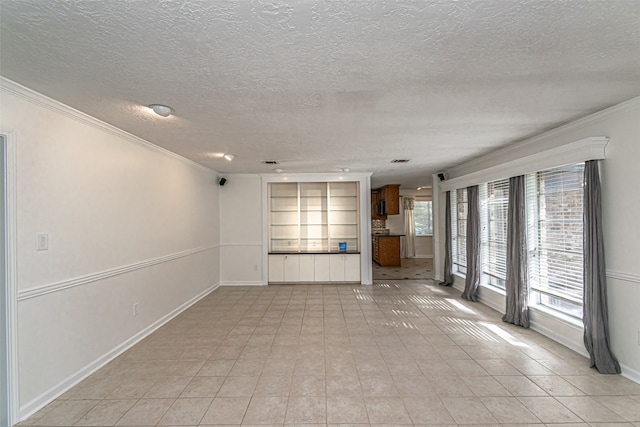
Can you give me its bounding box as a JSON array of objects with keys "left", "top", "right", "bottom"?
[
  {"left": 414, "top": 199, "right": 433, "bottom": 236},
  {"left": 480, "top": 179, "right": 509, "bottom": 290}
]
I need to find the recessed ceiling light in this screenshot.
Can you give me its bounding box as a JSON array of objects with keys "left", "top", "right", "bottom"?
[
  {"left": 223, "top": 153, "right": 235, "bottom": 161},
  {"left": 341, "top": 168, "right": 350, "bottom": 172},
  {"left": 148, "top": 104, "right": 174, "bottom": 117},
  {"left": 274, "top": 168, "right": 284, "bottom": 173}
]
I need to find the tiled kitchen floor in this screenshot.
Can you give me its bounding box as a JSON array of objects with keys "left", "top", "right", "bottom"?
[
  {"left": 372, "top": 258, "right": 433, "bottom": 280},
  {"left": 20, "top": 280, "right": 640, "bottom": 426}
]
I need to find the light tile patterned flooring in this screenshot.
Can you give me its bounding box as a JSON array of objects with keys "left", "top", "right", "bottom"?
[
  {"left": 372, "top": 258, "right": 433, "bottom": 280},
  {"left": 20, "top": 280, "right": 640, "bottom": 426}
]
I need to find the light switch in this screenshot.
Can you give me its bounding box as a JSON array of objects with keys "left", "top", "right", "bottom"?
[{"left": 36, "top": 233, "right": 48, "bottom": 251}]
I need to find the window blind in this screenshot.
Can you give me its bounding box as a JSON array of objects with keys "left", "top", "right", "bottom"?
[
  {"left": 528, "top": 163, "right": 585, "bottom": 316},
  {"left": 482, "top": 179, "right": 509, "bottom": 289},
  {"left": 454, "top": 188, "right": 468, "bottom": 273}
]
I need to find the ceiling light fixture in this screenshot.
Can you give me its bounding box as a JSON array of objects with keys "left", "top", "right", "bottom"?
[
  {"left": 341, "top": 168, "right": 350, "bottom": 172},
  {"left": 148, "top": 104, "right": 174, "bottom": 117},
  {"left": 223, "top": 153, "right": 235, "bottom": 161},
  {"left": 274, "top": 168, "right": 284, "bottom": 173}
]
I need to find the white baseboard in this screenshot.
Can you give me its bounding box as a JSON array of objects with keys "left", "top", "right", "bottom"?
[
  {"left": 19, "top": 282, "right": 221, "bottom": 421},
  {"left": 621, "top": 362, "right": 640, "bottom": 384},
  {"left": 529, "top": 308, "right": 589, "bottom": 357},
  {"left": 221, "top": 281, "right": 266, "bottom": 286}
]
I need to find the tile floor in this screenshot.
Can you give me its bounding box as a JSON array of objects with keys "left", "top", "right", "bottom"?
[
  {"left": 19, "top": 280, "right": 640, "bottom": 426},
  {"left": 372, "top": 258, "right": 433, "bottom": 280}
]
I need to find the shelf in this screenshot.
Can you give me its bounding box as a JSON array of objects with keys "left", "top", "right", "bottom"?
[{"left": 270, "top": 182, "right": 360, "bottom": 254}]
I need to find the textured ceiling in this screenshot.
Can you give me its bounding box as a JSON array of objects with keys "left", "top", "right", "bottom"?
[{"left": 1, "top": 0, "right": 640, "bottom": 189}]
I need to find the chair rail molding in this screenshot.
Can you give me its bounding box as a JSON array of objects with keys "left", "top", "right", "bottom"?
[{"left": 17, "top": 245, "right": 219, "bottom": 301}]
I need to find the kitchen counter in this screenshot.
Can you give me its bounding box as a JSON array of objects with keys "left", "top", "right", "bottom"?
[
  {"left": 270, "top": 250, "right": 360, "bottom": 255},
  {"left": 372, "top": 233, "right": 405, "bottom": 237}
]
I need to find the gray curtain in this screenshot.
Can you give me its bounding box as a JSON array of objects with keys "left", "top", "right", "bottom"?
[
  {"left": 502, "top": 175, "right": 530, "bottom": 328},
  {"left": 440, "top": 191, "right": 454, "bottom": 286},
  {"left": 583, "top": 160, "right": 620, "bottom": 374},
  {"left": 461, "top": 185, "right": 481, "bottom": 301}
]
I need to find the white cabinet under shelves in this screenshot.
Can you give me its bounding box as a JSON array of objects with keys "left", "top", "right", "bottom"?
[
  {"left": 329, "top": 254, "right": 360, "bottom": 282},
  {"left": 268, "top": 253, "right": 360, "bottom": 283},
  {"left": 269, "top": 254, "right": 303, "bottom": 283}
]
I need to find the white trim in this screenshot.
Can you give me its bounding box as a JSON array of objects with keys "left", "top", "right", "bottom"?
[
  {"left": 1, "top": 129, "right": 19, "bottom": 425},
  {"left": 0, "top": 77, "right": 213, "bottom": 174},
  {"left": 448, "top": 96, "right": 640, "bottom": 176},
  {"left": 607, "top": 270, "right": 640, "bottom": 284},
  {"left": 441, "top": 137, "right": 608, "bottom": 192},
  {"left": 221, "top": 281, "right": 266, "bottom": 287},
  {"left": 19, "top": 281, "right": 220, "bottom": 421},
  {"left": 529, "top": 306, "right": 588, "bottom": 358},
  {"left": 17, "top": 245, "right": 218, "bottom": 301},
  {"left": 620, "top": 363, "right": 640, "bottom": 385}
]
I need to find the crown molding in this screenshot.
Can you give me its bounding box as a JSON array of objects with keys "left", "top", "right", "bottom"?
[
  {"left": 440, "top": 136, "right": 608, "bottom": 192},
  {"left": 448, "top": 96, "right": 640, "bottom": 176},
  {"left": 0, "top": 77, "right": 215, "bottom": 174}
]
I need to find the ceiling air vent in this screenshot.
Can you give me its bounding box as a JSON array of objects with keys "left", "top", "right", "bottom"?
[
  {"left": 261, "top": 160, "right": 279, "bottom": 165},
  {"left": 391, "top": 159, "right": 410, "bottom": 163}
]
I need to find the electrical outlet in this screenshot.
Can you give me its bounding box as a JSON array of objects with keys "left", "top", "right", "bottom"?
[{"left": 132, "top": 303, "right": 139, "bottom": 317}]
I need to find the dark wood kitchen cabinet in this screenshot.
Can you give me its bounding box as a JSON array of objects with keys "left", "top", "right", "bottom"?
[
  {"left": 372, "top": 235, "right": 401, "bottom": 267},
  {"left": 371, "top": 189, "right": 387, "bottom": 219},
  {"left": 376, "top": 184, "right": 400, "bottom": 215}
]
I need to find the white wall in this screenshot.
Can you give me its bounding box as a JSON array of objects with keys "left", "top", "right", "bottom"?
[
  {"left": 440, "top": 98, "right": 640, "bottom": 383},
  {"left": 219, "top": 174, "right": 263, "bottom": 285},
  {"left": 1, "top": 80, "right": 221, "bottom": 419}
]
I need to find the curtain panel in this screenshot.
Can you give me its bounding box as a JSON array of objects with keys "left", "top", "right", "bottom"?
[
  {"left": 461, "top": 185, "right": 481, "bottom": 301},
  {"left": 502, "top": 175, "right": 530, "bottom": 328},
  {"left": 440, "top": 191, "right": 454, "bottom": 286},
  {"left": 583, "top": 160, "right": 620, "bottom": 374}
]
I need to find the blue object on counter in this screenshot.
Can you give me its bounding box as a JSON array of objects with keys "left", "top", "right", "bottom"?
[{"left": 339, "top": 242, "right": 347, "bottom": 252}]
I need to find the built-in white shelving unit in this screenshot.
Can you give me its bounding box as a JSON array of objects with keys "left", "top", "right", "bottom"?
[
  {"left": 269, "top": 181, "right": 359, "bottom": 253},
  {"left": 261, "top": 173, "right": 373, "bottom": 285}
]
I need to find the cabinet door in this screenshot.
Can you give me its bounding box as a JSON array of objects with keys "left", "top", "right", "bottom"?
[
  {"left": 383, "top": 185, "right": 400, "bottom": 215},
  {"left": 344, "top": 254, "right": 361, "bottom": 282},
  {"left": 268, "top": 255, "right": 285, "bottom": 282},
  {"left": 314, "top": 255, "right": 331, "bottom": 282},
  {"left": 283, "top": 255, "right": 300, "bottom": 282},
  {"left": 329, "top": 254, "right": 345, "bottom": 282},
  {"left": 299, "top": 255, "right": 315, "bottom": 282}
]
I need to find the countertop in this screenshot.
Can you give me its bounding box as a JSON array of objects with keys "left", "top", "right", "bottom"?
[
  {"left": 269, "top": 251, "right": 360, "bottom": 255},
  {"left": 372, "top": 233, "right": 405, "bottom": 237}
]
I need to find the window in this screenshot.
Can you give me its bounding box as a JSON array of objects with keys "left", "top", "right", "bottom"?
[
  {"left": 452, "top": 188, "right": 468, "bottom": 274},
  {"left": 449, "top": 162, "right": 586, "bottom": 320},
  {"left": 414, "top": 200, "right": 433, "bottom": 235},
  {"left": 481, "top": 179, "right": 509, "bottom": 289},
  {"left": 527, "top": 163, "right": 585, "bottom": 318}
]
